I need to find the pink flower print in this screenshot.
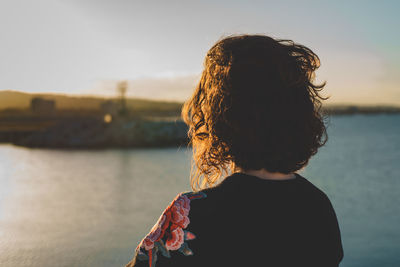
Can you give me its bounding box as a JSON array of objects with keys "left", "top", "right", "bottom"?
[
  {"left": 170, "top": 195, "right": 190, "bottom": 228},
  {"left": 165, "top": 227, "right": 185, "bottom": 250},
  {"left": 184, "top": 231, "right": 196, "bottom": 241},
  {"left": 141, "top": 214, "right": 167, "bottom": 250},
  {"left": 133, "top": 191, "right": 207, "bottom": 267}
]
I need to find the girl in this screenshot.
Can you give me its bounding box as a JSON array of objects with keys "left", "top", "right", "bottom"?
[{"left": 126, "top": 34, "right": 344, "bottom": 267}]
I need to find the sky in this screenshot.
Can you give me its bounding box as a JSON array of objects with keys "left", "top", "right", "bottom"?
[{"left": 1, "top": 0, "right": 399, "bottom": 105}]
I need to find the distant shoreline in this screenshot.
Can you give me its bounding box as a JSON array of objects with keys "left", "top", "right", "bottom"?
[
  {"left": 0, "top": 90, "right": 399, "bottom": 149},
  {"left": 322, "top": 105, "right": 400, "bottom": 115}
]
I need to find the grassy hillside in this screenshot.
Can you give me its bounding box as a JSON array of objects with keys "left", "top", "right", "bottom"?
[
  {"left": 1, "top": 90, "right": 399, "bottom": 115},
  {"left": 0, "top": 90, "right": 183, "bottom": 113}
]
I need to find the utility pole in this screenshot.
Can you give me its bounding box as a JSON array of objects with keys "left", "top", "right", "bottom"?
[{"left": 117, "top": 80, "right": 128, "bottom": 116}]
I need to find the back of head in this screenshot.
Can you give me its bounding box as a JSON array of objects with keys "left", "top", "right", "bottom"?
[{"left": 182, "top": 34, "right": 327, "bottom": 189}]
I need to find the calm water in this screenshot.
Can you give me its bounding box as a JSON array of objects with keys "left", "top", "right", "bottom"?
[{"left": 0, "top": 114, "right": 399, "bottom": 267}]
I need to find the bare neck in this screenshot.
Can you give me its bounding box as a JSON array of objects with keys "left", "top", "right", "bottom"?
[{"left": 239, "top": 168, "right": 296, "bottom": 181}]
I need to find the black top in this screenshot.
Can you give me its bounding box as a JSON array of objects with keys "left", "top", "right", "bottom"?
[{"left": 126, "top": 172, "right": 344, "bottom": 267}]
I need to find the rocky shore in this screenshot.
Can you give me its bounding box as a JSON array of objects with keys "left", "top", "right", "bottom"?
[{"left": 8, "top": 117, "right": 188, "bottom": 149}]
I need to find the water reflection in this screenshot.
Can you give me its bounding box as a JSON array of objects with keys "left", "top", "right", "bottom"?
[{"left": 0, "top": 146, "right": 192, "bottom": 266}]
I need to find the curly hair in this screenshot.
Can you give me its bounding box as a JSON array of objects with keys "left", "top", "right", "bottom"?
[{"left": 182, "top": 35, "right": 328, "bottom": 190}]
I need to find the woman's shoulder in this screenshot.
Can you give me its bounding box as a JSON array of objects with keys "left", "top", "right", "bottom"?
[
  {"left": 125, "top": 174, "right": 265, "bottom": 266},
  {"left": 125, "top": 191, "right": 208, "bottom": 267},
  {"left": 295, "top": 174, "right": 335, "bottom": 202}
]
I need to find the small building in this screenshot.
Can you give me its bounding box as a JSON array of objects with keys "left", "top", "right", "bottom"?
[{"left": 31, "top": 97, "right": 56, "bottom": 114}]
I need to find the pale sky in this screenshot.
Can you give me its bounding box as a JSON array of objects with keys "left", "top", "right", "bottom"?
[{"left": 1, "top": 0, "right": 399, "bottom": 105}]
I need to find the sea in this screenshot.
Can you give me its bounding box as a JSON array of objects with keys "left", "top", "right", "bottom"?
[{"left": 0, "top": 114, "right": 399, "bottom": 267}]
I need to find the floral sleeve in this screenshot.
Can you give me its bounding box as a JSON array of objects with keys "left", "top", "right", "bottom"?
[{"left": 125, "top": 191, "right": 207, "bottom": 267}]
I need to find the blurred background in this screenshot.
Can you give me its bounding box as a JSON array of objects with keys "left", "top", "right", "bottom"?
[{"left": 0, "top": 0, "right": 399, "bottom": 266}]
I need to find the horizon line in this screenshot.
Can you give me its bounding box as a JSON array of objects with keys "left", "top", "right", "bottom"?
[{"left": 1, "top": 89, "right": 400, "bottom": 108}]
